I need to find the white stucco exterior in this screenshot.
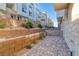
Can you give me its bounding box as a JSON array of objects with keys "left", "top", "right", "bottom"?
[
  {"left": 56, "top": 3, "right": 79, "bottom": 55},
  {"left": 0, "top": 3, "right": 53, "bottom": 28},
  {"left": 0, "top": 3, "right": 6, "bottom": 10}
]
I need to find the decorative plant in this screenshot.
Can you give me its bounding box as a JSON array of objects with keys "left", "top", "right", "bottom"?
[
  {"left": 25, "top": 20, "right": 33, "bottom": 28},
  {"left": 0, "top": 22, "right": 6, "bottom": 28},
  {"left": 38, "top": 24, "right": 43, "bottom": 28},
  {"left": 22, "top": 20, "right": 33, "bottom": 28}
]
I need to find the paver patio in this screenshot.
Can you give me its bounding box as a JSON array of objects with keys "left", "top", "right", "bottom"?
[{"left": 22, "top": 30, "right": 70, "bottom": 56}]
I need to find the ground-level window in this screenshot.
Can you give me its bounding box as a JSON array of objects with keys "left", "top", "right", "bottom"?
[
  {"left": 41, "top": 19, "right": 45, "bottom": 21},
  {"left": 29, "top": 11, "right": 32, "bottom": 16}
]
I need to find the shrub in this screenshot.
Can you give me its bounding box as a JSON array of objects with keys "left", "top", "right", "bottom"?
[
  {"left": 24, "top": 20, "right": 33, "bottom": 28},
  {"left": 0, "top": 22, "right": 6, "bottom": 28},
  {"left": 38, "top": 24, "right": 43, "bottom": 28},
  {"left": 25, "top": 44, "right": 32, "bottom": 49}
]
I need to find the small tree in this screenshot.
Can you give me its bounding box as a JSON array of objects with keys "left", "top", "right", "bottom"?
[{"left": 38, "top": 24, "right": 43, "bottom": 28}]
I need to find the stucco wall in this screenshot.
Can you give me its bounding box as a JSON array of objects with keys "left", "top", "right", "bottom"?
[
  {"left": 15, "top": 4, "right": 29, "bottom": 18},
  {"left": 62, "top": 4, "right": 75, "bottom": 54},
  {"left": 56, "top": 8, "right": 72, "bottom": 52},
  {"left": 0, "top": 3, "right": 6, "bottom": 10},
  {"left": 70, "top": 3, "right": 79, "bottom": 55},
  {"left": 61, "top": 4, "right": 79, "bottom": 55}
]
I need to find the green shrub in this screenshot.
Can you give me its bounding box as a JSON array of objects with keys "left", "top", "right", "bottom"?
[
  {"left": 24, "top": 20, "right": 33, "bottom": 28},
  {"left": 0, "top": 22, "right": 6, "bottom": 28},
  {"left": 38, "top": 24, "right": 43, "bottom": 28},
  {"left": 25, "top": 44, "right": 32, "bottom": 49}
]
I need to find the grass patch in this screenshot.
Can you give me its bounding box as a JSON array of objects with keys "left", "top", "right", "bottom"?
[
  {"left": 0, "top": 22, "right": 6, "bottom": 28},
  {"left": 25, "top": 44, "right": 32, "bottom": 49}
]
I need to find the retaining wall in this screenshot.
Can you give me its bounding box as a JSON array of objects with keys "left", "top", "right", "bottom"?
[{"left": 0, "top": 32, "right": 44, "bottom": 56}]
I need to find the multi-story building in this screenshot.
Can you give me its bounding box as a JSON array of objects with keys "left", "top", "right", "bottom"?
[
  {"left": 47, "top": 16, "right": 54, "bottom": 27},
  {"left": 34, "top": 6, "right": 41, "bottom": 24},
  {"left": 39, "top": 12, "right": 48, "bottom": 28},
  {"left": 0, "top": 3, "right": 35, "bottom": 20},
  {"left": 0, "top": 3, "right": 53, "bottom": 28},
  {"left": 0, "top": 4, "right": 7, "bottom": 18}
]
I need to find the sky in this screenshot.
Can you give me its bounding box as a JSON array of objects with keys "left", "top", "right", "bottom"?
[{"left": 38, "top": 3, "right": 58, "bottom": 27}]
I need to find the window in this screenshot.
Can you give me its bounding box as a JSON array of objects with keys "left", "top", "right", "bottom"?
[
  {"left": 29, "top": 11, "right": 32, "bottom": 16},
  {"left": 29, "top": 5, "right": 32, "bottom": 9},
  {"left": 17, "top": 16, "right": 20, "bottom": 20},
  {"left": 10, "top": 15, "right": 17, "bottom": 20},
  {"left": 30, "top": 3, "right": 33, "bottom": 6},
  {"left": 29, "top": 3, "right": 33, "bottom": 9},
  {"left": 6, "top": 3, "right": 14, "bottom": 9},
  {"left": 17, "top": 16, "right": 21, "bottom": 20},
  {"left": 38, "top": 16, "right": 40, "bottom": 18},
  {"left": 11, "top": 15, "right": 14, "bottom": 19},
  {"left": 41, "top": 19, "right": 45, "bottom": 21},
  {"left": 22, "top": 4, "right": 27, "bottom": 13}
]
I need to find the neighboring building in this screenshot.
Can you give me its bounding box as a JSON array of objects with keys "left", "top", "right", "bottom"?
[
  {"left": 54, "top": 3, "right": 79, "bottom": 55},
  {"left": 0, "top": 3, "right": 53, "bottom": 28},
  {"left": 47, "top": 16, "right": 54, "bottom": 27},
  {"left": 40, "top": 12, "right": 48, "bottom": 28},
  {"left": 0, "top": 3, "right": 6, "bottom": 10},
  {"left": 0, "top": 3, "right": 35, "bottom": 21},
  {"left": 0, "top": 3, "right": 33, "bottom": 27},
  {"left": 0, "top": 3, "right": 7, "bottom": 18},
  {"left": 33, "top": 4, "right": 49, "bottom": 28},
  {"left": 35, "top": 6, "right": 41, "bottom": 24},
  {"left": 31, "top": 4, "right": 42, "bottom": 27}
]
